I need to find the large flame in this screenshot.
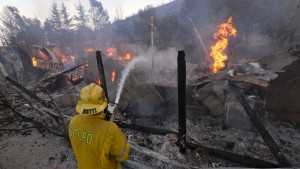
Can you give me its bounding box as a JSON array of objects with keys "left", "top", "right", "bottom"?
[
  {"left": 210, "top": 16, "right": 237, "bottom": 73},
  {"left": 32, "top": 57, "right": 38, "bottom": 67},
  {"left": 38, "top": 50, "right": 47, "bottom": 60},
  {"left": 111, "top": 69, "right": 116, "bottom": 82}
]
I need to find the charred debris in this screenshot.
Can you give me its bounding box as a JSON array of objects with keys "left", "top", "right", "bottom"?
[{"left": 0, "top": 39, "right": 300, "bottom": 168}]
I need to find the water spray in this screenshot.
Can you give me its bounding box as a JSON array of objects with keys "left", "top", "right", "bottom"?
[{"left": 115, "top": 57, "right": 145, "bottom": 104}]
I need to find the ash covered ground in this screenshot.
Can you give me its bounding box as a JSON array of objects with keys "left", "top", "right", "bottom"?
[{"left": 1, "top": 109, "right": 300, "bottom": 168}]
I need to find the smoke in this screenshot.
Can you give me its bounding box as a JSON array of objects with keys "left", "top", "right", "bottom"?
[
  {"left": 137, "top": 47, "right": 178, "bottom": 71},
  {"left": 112, "top": 47, "right": 179, "bottom": 121}
]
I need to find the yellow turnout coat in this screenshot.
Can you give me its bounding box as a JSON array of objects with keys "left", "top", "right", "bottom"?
[{"left": 69, "top": 113, "right": 130, "bottom": 169}]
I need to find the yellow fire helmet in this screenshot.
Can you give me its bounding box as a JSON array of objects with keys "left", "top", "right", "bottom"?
[{"left": 76, "top": 83, "right": 107, "bottom": 115}]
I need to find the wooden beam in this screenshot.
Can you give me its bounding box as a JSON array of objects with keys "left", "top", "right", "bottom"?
[
  {"left": 129, "top": 141, "right": 200, "bottom": 169},
  {"left": 186, "top": 142, "right": 279, "bottom": 168},
  {"left": 4, "top": 76, "right": 49, "bottom": 107},
  {"left": 96, "top": 51, "right": 110, "bottom": 121},
  {"left": 230, "top": 75, "right": 269, "bottom": 87},
  {"left": 228, "top": 79, "right": 291, "bottom": 167},
  {"left": 116, "top": 121, "right": 177, "bottom": 135},
  {"left": 177, "top": 50, "right": 187, "bottom": 154},
  {"left": 42, "top": 64, "right": 84, "bottom": 82}
]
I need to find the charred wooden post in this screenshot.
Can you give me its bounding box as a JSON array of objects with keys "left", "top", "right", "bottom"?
[
  {"left": 228, "top": 79, "right": 291, "bottom": 167},
  {"left": 116, "top": 120, "right": 279, "bottom": 168},
  {"left": 177, "top": 51, "right": 186, "bottom": 154},
  {"left": 117, "top": 121, "right": 177, "bottom": 135},
  {"left": 95, "top": 51, "right": 110, "bottom": 120},
  {"left": 42, "top": 64, "right": 84, "bottom": 82},
  {"left": 186, "top": 142, "right": 280, "bottom": 168}
]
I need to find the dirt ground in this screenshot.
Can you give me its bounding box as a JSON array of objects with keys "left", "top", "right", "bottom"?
[
  {"left": 0, "top": 128, "right": 77, "bottom": 169},
  {"left": 1, "top": 113, "right": 299, "bottom": 169}
]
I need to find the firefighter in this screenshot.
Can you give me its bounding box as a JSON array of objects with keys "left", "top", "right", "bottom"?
[{"left": 69, "top": 83, "right": 130, "bottom": 169}]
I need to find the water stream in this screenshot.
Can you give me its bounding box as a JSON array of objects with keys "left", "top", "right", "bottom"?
[{"left": 115, "top": 57, "right": 144, "bottom": 104}]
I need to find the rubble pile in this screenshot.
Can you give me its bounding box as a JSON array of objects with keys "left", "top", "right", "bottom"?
[
  {"left": 1, "top": 46, "right": 300, "bottom": 168},
  {"left": 120, "top": 115, "right": 300, "bottom": 168}
]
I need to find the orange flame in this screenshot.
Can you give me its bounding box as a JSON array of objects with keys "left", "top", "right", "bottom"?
[
  {"left": 86, "top": 47, "right": 94, "bottom": 53},
  {"left": 210, "top": 16, "right": 237, "bottom": 73},
  {"left": 72, "top": 76, "right": 79, "bottom": 81},
  {"left": 111, "top": 69, "right": 116, "bottom": 82},
  {"left": 38, "top": 50, "right": 47, "bottom": 60},
  {"left": 106, "top": 48, "right": 115, "bottom": 58},
  {"left": 61, "top": 53, "right": 67, "bottom": 63},
  {"left": 105, "top": 47, "right": 133, "bottom": 61},
  {"left": 32, "top": 57, "right": 38, "bottom": 67},
  {"left": 124, "top": 53, "right": 132, "bottom": 61},
  {"left": 97, "top": 79, "right": 101, "bottom": 85}
]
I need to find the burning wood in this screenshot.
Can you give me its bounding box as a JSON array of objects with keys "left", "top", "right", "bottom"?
[
  {"left": 105, "top": 47, "right": 132, "bottom": 61},
  {"left": 31, "top": 57, "right": 38, "bottom": 67},
  {"left": 71, "top": 76, "right": 79, "bottom": 82},
  {"left": 106, "top": 47, "right": 116, "bottom": 57},
  {"left": 60, "top": 52, "right": 67, "bottom": 63},
  {"left": 111, "top": 69, "right": 116, "bottom": 82},
  {"left": 38, "top": 49, "right": 47, "bottom": 60},
  {"left": 41, "top": 64, "right": 84, "bottom": 83},
  {"left": 210, "top": 16, "right": 237, "bottom": 73},
  {"left": 124, "top": 53, "right": 132, "bottom": 61}
]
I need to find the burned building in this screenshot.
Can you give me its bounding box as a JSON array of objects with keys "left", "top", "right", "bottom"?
[{"left": 260, "top": 48, "right": 300, "bottom": 122}]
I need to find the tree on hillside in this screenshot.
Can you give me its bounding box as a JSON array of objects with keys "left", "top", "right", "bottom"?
[
  {"left": 112, "top": 20, "right": 134, "bottom": 41},
  {"left": 89, "top": 0, "right": 110, "bottom": 31},
  {"left": 74, "top": 1, "right": 94, "bottom": 42},
  {"left": 44, "top": 2, "right": 63, "bottom": 44},
  {"left": 44, "top": 19, "right": 56, "bottom": 43},
  {"left": 20, "top": 17, "right": 45, "bottom": 45},
  {"left": 157, "top": 15, "right": 179, "bottom": 50},
  {"left": 61, "top": 3, "right": 73, "bottom": 30},
  {"left": 114, "top": 4, "right": 124, "bottom": 21},
  {"left": 60, "top": 3, "right": 74, "bottom": 45},
  {"left": 49, "top": 2, "right": 62, "bottom": 32},
  {"left": 75, "top": 1, "right": 89, "bottom": 28},
  {"left": 0, "top": 6, "right": 44, "bottom": 45},
  {"left": 0, "top": 6, "right": 25, "bottom": 44}
]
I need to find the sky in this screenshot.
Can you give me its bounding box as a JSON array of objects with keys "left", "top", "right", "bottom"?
[{"left": 0, "top": 0, "right": 172, "bottom": 22}]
